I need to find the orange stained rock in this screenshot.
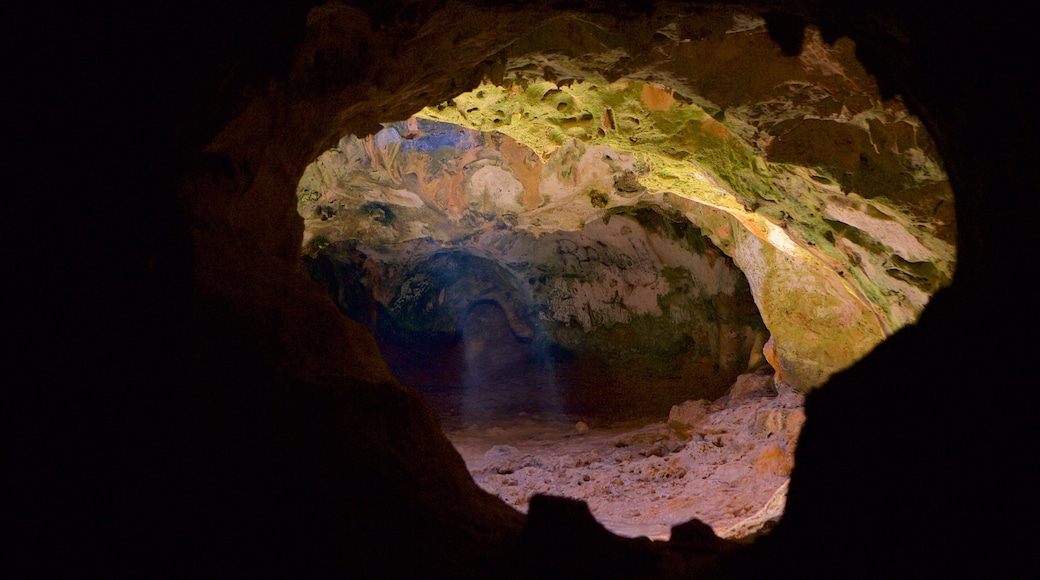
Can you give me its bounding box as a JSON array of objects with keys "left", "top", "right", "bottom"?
[
  {"left": 403, "top": 115, "right": 423, "bottom": 138},
  {"left": 763, "top": 335, "right": 783, "bottom": 383},
  {"left": 399, "top": 152, "right": 445, "bottom": 211},
  {"left": 363, "top": 133, "right": 402, "bottom": 183},
  {"left": 783, "top": 408, "right": 806, "bottom": 440},
  {"left": 499, "top": 137, "right": 544, "bottom": 210},
  {"left": 732, "top": 213, "right": 768, "bottom": 240},
  {"left": 362, "top": 134, "right": 381, "bottom": 172},
  {"left": 640, "top": 83, "right": 676, "bottom": 111},
  {"left": 752, "top": 443, "right": 791, "bottom": 477},
  {"left": 716, "top": 224, "right": 731, "bottom": 242},
  {"left": 699, "top": 114, "right": 732, "bottom": 139},
  {"left": 444, "top": 148, "right": 481, "bottom": 215}
]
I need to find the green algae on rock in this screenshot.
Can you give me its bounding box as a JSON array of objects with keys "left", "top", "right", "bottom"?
[{"left": 297, "top": 18, "right": 954, "bottom": 393}]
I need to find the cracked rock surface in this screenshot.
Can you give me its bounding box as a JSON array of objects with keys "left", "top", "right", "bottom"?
[{"left": 449, "top": 372, "right": 805, "bottom": 541}]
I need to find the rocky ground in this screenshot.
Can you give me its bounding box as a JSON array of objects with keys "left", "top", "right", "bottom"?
[{"left": 441, "top": 371, "right": 806, "bottom": 541}]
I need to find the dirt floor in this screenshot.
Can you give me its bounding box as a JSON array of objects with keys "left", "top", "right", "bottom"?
[{"left": 435, "top": 372, "right": 806, "bottom": 541}]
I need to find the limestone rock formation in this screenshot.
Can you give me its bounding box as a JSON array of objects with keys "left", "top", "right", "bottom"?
[
  {"left": 13, "top": 0, "right": 1034, "bottom": 578},
  {"left": 298, "top": 21, "right": 955, "bottom": 390},
  {"left": 451, "top": 374, "right": 806, "bottom": 542},
  {"left": 301, "top": 117, "right": 770, "bottom": 408}
]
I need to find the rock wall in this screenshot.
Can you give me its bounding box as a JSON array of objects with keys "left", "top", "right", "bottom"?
[
  {"left": 301, "top": 118, "right": 767, "bottom": 406},
  {"left": 414, "top": 68, "right": 953, "bottom": 390},
  {"left": 13, "top": 0, "right": 1034, "bottom": 577},
  {"left": 301, "top": 58, "right": 952, "bottom": 391}
]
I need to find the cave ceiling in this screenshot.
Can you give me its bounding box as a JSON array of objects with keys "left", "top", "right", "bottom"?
[{"left": 296, "top": 7, "right": 955, "bottom": 391}]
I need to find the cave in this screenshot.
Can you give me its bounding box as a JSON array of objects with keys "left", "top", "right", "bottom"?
[
  {"left": 11, "top": 0, "right": 1035, "bottom": 578},
  {"left": 301, "top": 113, "right": 779, "bottom": 424},
  {"left": 296, "top": 52, "right": 952, "bottom": 538}
]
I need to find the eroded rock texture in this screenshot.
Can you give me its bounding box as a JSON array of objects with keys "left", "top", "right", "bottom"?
[
  {"left": 12, "top": 0, "right": 1034, "bottom": 578},
  {"left": 301, "top": 118, "right": 768, "bottom": 414},
  {"left": 451, "top": 371, "right": 805, "bottom": 542},
  {"left": 299, "top": 24, "right": 954, "bottom": 389}
]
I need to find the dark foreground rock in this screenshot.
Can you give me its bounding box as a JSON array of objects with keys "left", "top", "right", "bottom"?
[{"left": 8, "top": 0, "right": 1036, "bottom": 577}]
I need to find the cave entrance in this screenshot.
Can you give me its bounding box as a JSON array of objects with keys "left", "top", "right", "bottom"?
[
  {"left": 296, "top": 13, "right": 954, "bottom": 541},
  {"left": 305, "top": 204, "right": 767, "bottom": 429},
  {"left": 298, "top": 114, "right": 805, "bottom": 541}
]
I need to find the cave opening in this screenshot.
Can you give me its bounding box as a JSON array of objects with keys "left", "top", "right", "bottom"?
[
  {"left": 294, "top": 10, "right": 954, "bottom": 542},
  {"left": 299, "top": 113, "right": 799, "bottom": 539},
  {"left": 16, "top": 0, "right": 1030, "bottom": 575},
  {"left": 302, "top": 140, "right": 769, "bottom": 429}
]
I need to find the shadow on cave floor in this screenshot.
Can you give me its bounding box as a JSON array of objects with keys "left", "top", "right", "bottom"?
[
  {"left": 377, "top": 302, "right": 706, "bottom": 431},
  {"left": 378, "top": 303, "right": 804, "bottom": 542}
]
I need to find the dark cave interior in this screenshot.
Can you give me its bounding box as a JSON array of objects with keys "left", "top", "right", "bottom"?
[
  {"left": 8, "top": 1, "right": 1037, "bottom": 577},
  {"left": 307, "top": 215, "right": 768, "bottom": 426}
]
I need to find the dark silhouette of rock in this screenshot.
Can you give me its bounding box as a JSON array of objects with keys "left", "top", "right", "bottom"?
[
  {"left": 519, "top": 494, "right": 658, "bottom": 576},
  {"left": 8, "top": 0, "right": 1036, "bottom": 577}
]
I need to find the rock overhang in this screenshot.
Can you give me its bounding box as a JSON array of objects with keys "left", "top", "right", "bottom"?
[
  {"left": 297, "top": 8, "right": 954, "bottom": 392},
  {"left": 300, "top": 119, "right": 769, "bottom": 410},
  {"left": 14, "top": 0, "right": 1031, "bottom": 576}
]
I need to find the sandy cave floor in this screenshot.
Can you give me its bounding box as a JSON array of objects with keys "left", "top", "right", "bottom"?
[{"left": 433, "top": 374, "right": 806, "bottom": 541}]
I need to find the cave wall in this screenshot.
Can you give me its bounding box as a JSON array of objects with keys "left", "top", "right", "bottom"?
[
  {"left": 10, "top": 0, "right": 1036, "bottom": 577},
  {"left": 289, "top": 10, "right": 958, "bottom": 389},
  {"left": 301, "top": 118, "right": 768, "bottom": 407},
  {"left": 411, "top": 18, "right": 955, "bottom": 389}
]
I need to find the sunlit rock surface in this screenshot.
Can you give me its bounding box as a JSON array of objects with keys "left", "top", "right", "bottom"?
[
  {"left": 286, "top": 11, "right": 960, "bottom": 563},
  {"left": 19, "top": 0, "right": 1032, "bottom": 576},
  {"left": 450, "top": 370, "right": 805, "bottom": 541},
  {"left": 301, "top": 118, "right": 767, "bottom": 412},
  {"left": 300, "top": 57, "right": 953, "bottom": 390}
]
